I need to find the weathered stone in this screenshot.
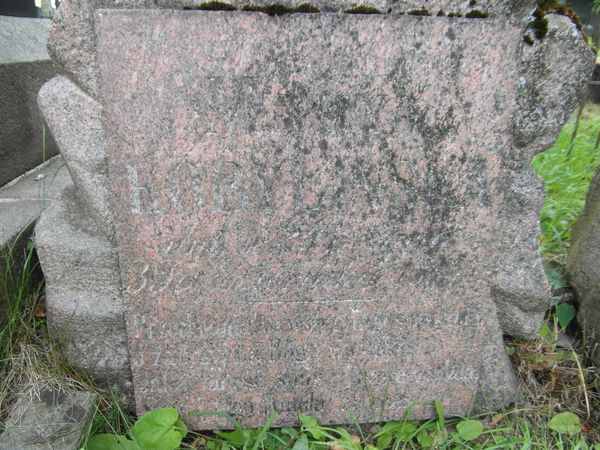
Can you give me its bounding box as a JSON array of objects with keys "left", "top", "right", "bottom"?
[
  {"left": 514, "top": 14, "right": 594, "bottom": 150},
  {"left": 0, "top": 386, "right": 94, "bottom": 450},
  {"left": 90, "top": 9, "right": 576, "bottom": 428},
  {"left": 567, "top": 170, "right": 600, "bottom": 365},
  {"left": 490, "top": 13, "right": 596, "bottom": 339},
  {"left": 38, "top": 76, "right": 115, "bottom": 242},
  {"left": 0, "top": 157, "right": 71, "bottom": 319},
  {"left": 48, "top": 0, "right": 155, "bottom": 98},
  {"left": 49, "top": 0, "right": 532, "bottom": 98},
  {"left": 0, "top": 16, "right": 59, "bottom": 187},
  {"left": 35, "top": 185, "right": 133, "bottom": 405}
]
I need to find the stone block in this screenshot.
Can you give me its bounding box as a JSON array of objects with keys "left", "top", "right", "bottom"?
[
  {"left": 0, "top": 16, "right": 59, "bottom": 188},
  {"left": 93, "top": 9, "right": 564, "bottom": 427},
  {"left": 0, "top": 386, "right": 94, "bottom": 450},
  {"left": 36, "top": 0, "right": 593, "bottom": 429},
  {"left": 35, "top": 185, "right": 132, "bottom": 405}
]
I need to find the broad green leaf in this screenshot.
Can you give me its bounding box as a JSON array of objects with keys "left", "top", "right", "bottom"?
[
  {"left": 87, "top": 434, "right": 140, "bottom": 450},
  {"left": 291, "top": 433, "right": 309, "bottom": 450},
  {"left": 556, "top": 303, "right": 576, "bottom": 328},
  {"left": 215, "top": 428, "right": 248, "bottom": 446},
  {"left": 416, "top": 430, "right": 434, "bottom": 448},
  {"left": 539, "top": 321, "right": 551, "bottom": 338},
  {"left": 281, "top": 427, "right": 297, "bottom": 438},
  {"left": 205, "top": 441, "right": 219, "bottom": 450},
  {"left": 375, "top": 421, "right": 417, "bottom": 447},
  {"left": 174, "top": 418, "right": 187, "bottom": 439},
  {"left": 456, "top": 420, "right": 483, "bottom": 441},
  {"left": 130, "top": 407, "right": 184, "bottom": 450},
  {"left": 395, "top": 422, "right": 418, "bottom": 442},
  {"left": 333, "top": 427, "right": 354, "bottom": 443},
  {"left": 375, "top": 428, "right": 394, "bottom": 450},
  {"left": 548, "top": 411, "right": 581, "bottom": 435},
  {"left": 299, "top": 414, "right": 326, "bottom": 440},
  {"left": 374, "top": 420, "right": 398, "bottom": 447}
]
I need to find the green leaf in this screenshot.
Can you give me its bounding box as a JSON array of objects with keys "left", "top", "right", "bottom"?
[
  {"left": 174, "top": 418, "right": 187, "bottom": 439},
  {"left": 556, "top": 303, "right": 576, "bottom": 328},
  {"left": 130, "top": 407, "right": 184, "bottom": 450},
  {"left": 456, "top": 420, "right": 483, "bottom": 441},
  {"left": 251, "top": 412, "right": 277, "bottom": 450},
  {"left": 291, "top": 433, "right": 309, "bottom": 450},
  {"left": 396, "top": 422, "right": 418, "bottom": 442},
  {"left": 87, "top": 434, "right": 141, "bottom": 450},
  {"left": 299, "top": 414, "right": 326, "bottom": 440},
  {"left": 416, "top": 430, "right": 434, "bottom": 448},
  {"left": 215, "top": 428, "right": 248, "bottom": 446},
  {"left": 539, "top": 321, "right": 551, "bottom": 338},
  {"left": 547, "top": 270, "right": 568, "bottom": 290},
  {"left": 548, "top": 412, "right": 581, "bottom": 435},
  {"left": 374, "top": 422, "right": 395, "bottom": 449}
]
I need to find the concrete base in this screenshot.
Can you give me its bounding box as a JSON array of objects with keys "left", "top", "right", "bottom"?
[{"left": 0, "top": 386, "right": 94, "bottom": 450}]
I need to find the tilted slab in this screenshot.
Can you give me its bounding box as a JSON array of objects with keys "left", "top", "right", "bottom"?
[{"left": 93, "top": 10, "right": 558, "bottom": 427}]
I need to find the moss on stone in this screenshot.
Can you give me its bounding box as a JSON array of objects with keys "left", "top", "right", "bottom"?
[
  {"left": 523, "top": 34, "right": 534, "bottom": 46},
  {"left": 294, "top": 2, "right": 320, "bottom": 12},
  {"left": 241, "top": 3, "right": 294, "bottom": 14},
  {"left": 465, "top": 9, "right": 489, "bottom": 18},
  {"left": 407, "top": 7, "right": 430, "bottom": 16},
  {"left": 447, "top": 12, "right": 462, "bottom": 17},
  {"left": 344, "top": 5, "right": 382, "bottom": 14},
  {"left": 196, "top": 1, "right": 237, "bottom": 10},
  {"left": 532, "top": 9, "right": 549, "bottom": 40},
  {"left": 436, "top": 10, "right": 445, "bottom": 16},
  {"left": 534, "top": 0, "right": 584, "bottom": 33}
]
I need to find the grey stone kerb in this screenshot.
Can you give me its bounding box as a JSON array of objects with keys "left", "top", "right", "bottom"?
[{"left": 36, "top": 0, "right": 593, "bottom": 422}]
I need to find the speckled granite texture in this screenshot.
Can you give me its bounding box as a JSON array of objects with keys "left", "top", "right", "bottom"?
[
  {"left": 36, "top": 0, "right": 594, "bottom": 429},
  {"left": 92, "top": 8, "right": 590, "bottom": 427}
]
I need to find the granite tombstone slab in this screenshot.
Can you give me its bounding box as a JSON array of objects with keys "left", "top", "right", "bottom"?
[{"left": 97, "top": 10, "right": 541, "bottom": 427}]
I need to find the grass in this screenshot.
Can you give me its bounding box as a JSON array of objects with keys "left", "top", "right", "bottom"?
[
  {"left": 531, "top": 104, "right": 600, "bottom": 266},
  {"left": 3, "top": 110, "right": 600, "bottom": 448}
]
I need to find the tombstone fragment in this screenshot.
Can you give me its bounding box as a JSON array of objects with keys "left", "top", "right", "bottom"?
[{"left": 37, "top": 0, "right": 594, "bottom": 429}]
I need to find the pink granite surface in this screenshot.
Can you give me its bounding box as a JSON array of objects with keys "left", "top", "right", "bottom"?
[{"left": 97, "top": 10, "right": 523, "bottom": 427}]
